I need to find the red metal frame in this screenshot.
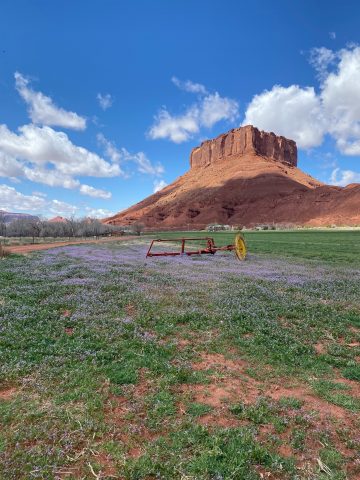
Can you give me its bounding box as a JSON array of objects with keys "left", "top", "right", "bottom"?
[{"left": 146, "top": 237, "right": 236, "bottom": 258}]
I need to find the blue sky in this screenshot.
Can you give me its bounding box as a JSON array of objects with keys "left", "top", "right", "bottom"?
[{"left": 1, "top": 0, "right": 360, "bottom": 218}]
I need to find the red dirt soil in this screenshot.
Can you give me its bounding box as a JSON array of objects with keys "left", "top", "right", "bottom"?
[{"left": 104, "top": 126, "right": 360, "bottom": 228}]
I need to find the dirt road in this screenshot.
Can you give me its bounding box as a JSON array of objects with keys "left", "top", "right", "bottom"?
[{"left": 3, "top": 236, "right": 133, "bottom": 255}]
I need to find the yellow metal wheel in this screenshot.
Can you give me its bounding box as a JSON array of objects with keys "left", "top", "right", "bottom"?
[{"left": 234, "top": 234, "right": 247, "bottom": 261}]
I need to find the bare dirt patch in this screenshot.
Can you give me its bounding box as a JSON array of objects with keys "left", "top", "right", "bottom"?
[
  {"left": 335, "top": 377, "right": 360, "bottom": 399},
  {"left": 104, "top": 370, "right": 160, "bottom": 459},
  {"left": 125, "top": 303, "right": 137, "bottom": 317},
  {"left": 197, "top": 412, "right": 241, "bottom": 428},
  {"left": 192, "top": 352, "right": 248, "bottom": 373},
  {"left": 182, "top": 352, "right": 357, "bottom": 428},
  {"left": 91, "top": 452, "right": 118, "bottom": 477},
  {"left": 6, "top": 236, "right": 133, "bottom": 255},
  {"left": 0, "top": 386, "right": 17, "bottom": 400},
  {"left": 314, "top": 342, "right": 327, "bottom": 354},
  {"left": 268, "top": 384, "right": 351, "bottom": 422}
]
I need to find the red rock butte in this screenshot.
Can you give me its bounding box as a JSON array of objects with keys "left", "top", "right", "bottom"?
[
  {"left": 104, "top": 125, "right": 360, "bottom": 228},
  {"left": 190, "top": 125, "right": 297, "bottom": 169}
]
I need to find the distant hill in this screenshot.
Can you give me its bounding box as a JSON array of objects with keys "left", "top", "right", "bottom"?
[
  {"left": 0, "top": 210, "right": 39, "bottom": 224},
  {"left": 48, "top": 216, "right": 67, "bottom": 223}
]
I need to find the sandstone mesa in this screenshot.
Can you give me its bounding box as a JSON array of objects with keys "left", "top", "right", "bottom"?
[{"left": 104, "top": 125, "right": 360, "bottom": 228}]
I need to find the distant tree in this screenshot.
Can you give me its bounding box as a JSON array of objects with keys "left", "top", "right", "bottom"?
[
  {"left": 7, "top": 218, "right": 28, "bottom": 237},
  {"left": 132, "top": 222, "right": 144, "bottom": 236},
  {"left": 66, "top": 216, "right": 78, "bottom": 238},
  {"left": 27, "top": 218, "right": 42, "bottom": 243},
  {"left": 0, "top": 212, "right": 6, "bottom": 240},
  {"left": 90, "top": 218, "right": 105, "bottom": 238}
]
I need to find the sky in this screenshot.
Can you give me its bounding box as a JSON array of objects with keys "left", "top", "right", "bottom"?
[{"left": 1, "top": 0, "right": 360, "bottom": 219}]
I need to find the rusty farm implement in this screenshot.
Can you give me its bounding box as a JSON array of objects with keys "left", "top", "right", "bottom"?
[{"left": 146, "top": 234, "right": 247, "bottom": 261}]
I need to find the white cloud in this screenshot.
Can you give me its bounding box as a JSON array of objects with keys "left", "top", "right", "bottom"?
[
  {"left": 0, "top": 183, "right": 78, "bottom": 216},
  {"left": 243, "top": 85, "right": 325, "bottom": 149},
  {"left": 0, "top": 124, "right": 120, "bottom": 196},
  {"left": 84, "top": 207, "right": 114, "bottom": 218},
  {"left": 98, "top": 133, "right": 164, "bottom": 176},
  {"left": 0, "top": 151, "right": 24, "bottom": 178},
  {"left": 148, "top": 107, "right": 200, "bottom": 143},
  {"left": 79, "top": 184, "right": 112, "bottom": 199},
  {"left": 0, "top": 124, "right": 118, "bottom": 199},
  {"left": 171, "top": 76, "right": 208, "bottom": 95},
  {"left": 321, "top": 46, "right": 360, "bottom": 155},
  {"left": 22, "top": 167, "right": 80, "bottom": 189},
  {"left": 243, "top": 44, "right": 360, "bottom": 155},
  {"left": 122, "top": 150, "right": 164, "bottom": 176},
  {"left": 97, "top": 133, "right": 122, "bottom": 163},
  {"left": 0, "top": 184, "right": 46, "bottom": 212},
  {"left": 309, "top": 47, "right": 336, "bottom": 80},
  {"left": 15, "top": 72, "right": 86, "bottom": 130},
  {"left": 153, "top": 179, "right": 167, "bottom": 193},
  {"left": 97, "top": 93, "right": 113, "bottom": 110},
  {"left": 32, "top": 191, "right": 47, "bottom": 198},
  {"left": 330, "top": 167, "right": 360, "bottom": 186},
  {"left": 49, "top": 199, "right": 78, "bottom": 216},
  {"left": 148, "top": 84, "right": 239, "bottom": 143},
  {"left": 200, "top": 93, "right": 239, "bottom": 128}
]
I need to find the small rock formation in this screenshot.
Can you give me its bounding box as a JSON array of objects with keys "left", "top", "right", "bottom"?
[{"left": 190, "top": 125, "right": 297, "bottom": 169}]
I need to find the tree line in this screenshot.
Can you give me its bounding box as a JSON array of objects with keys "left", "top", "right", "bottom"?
[{"left": 0, "top": 213, "right": 143, "bottom": 242}]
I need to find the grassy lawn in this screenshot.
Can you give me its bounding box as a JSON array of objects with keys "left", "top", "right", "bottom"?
[{"left": 0, "top": 232, "right": 359, "bottom": 479}]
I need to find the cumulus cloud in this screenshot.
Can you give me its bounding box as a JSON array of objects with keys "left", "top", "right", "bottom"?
[
  {"left": 0, "top": 124, "right": 120, "bottom": 178},
  {"left": 148, "top": 107, "right": 200, "bottom": 143},
  {"left": 321, "top": 46, "right": 360, "bottom": 155},
  {"left": 243, "top": 85, "right": 325, "bottom": 149},
  {"left": 148, "top": 82, "right": 239, "bottom": 143},
  {"left": 15, "top": 72, "right": 86, "bottom": 130},
  {"left": 0, "top": 184, "right": 46, "bottom": 212},
  {"left": 153, "top": 179, "right": 167, "bottom": 193},
  {"left": 97, "top": 93, "right": 113, "bottom": 110},
  {"left": 49, "top": 199, "right": 78, "bottom": 216},
  {"left": 330, "top": 167, "right": 360, "bottom": 186},
  {"left": 22, "top": 167, "right": 80, "bottom": 189},
  {"left": 79, "top": 184, "right": 112, "bottom": 199},
  {"left": 84, "top": 207, "right": 115, "bottom": 218},
  {"left": 0, "top": 151, "right": 24, "bottom": 178},
  {"left": 0, "top": 123, "right": 119, "bottom": 197},
  {"left": 171, "top": 76, "right": 208, "bottom": 95},
  {"left": 0, "top": 184, "right": 78, "bottom": 216},
  {"left": 200, "top": 93, "right": 239, "bottom": 128},
  {"left": 243, "top": 44, "right": 360, "bottom": 156},
  {"left": 97, "top": 133, "right": 164, "bottom": 176}
]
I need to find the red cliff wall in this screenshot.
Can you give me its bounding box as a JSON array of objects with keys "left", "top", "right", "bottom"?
[{"left": 190, "top": 125, "right": 297, "bottom": 169}]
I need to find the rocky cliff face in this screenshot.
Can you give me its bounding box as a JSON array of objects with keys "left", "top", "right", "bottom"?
[{"left": 190, "top": 125, "right": 297, "bottom": 169}]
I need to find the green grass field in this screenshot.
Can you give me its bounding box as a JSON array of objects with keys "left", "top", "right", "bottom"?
[
  {"left": 148, "top": 230, "right": 360, "bottom": 264},
  {"left": 0, "top": 231, "right": 359, "bottom": 479}
]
